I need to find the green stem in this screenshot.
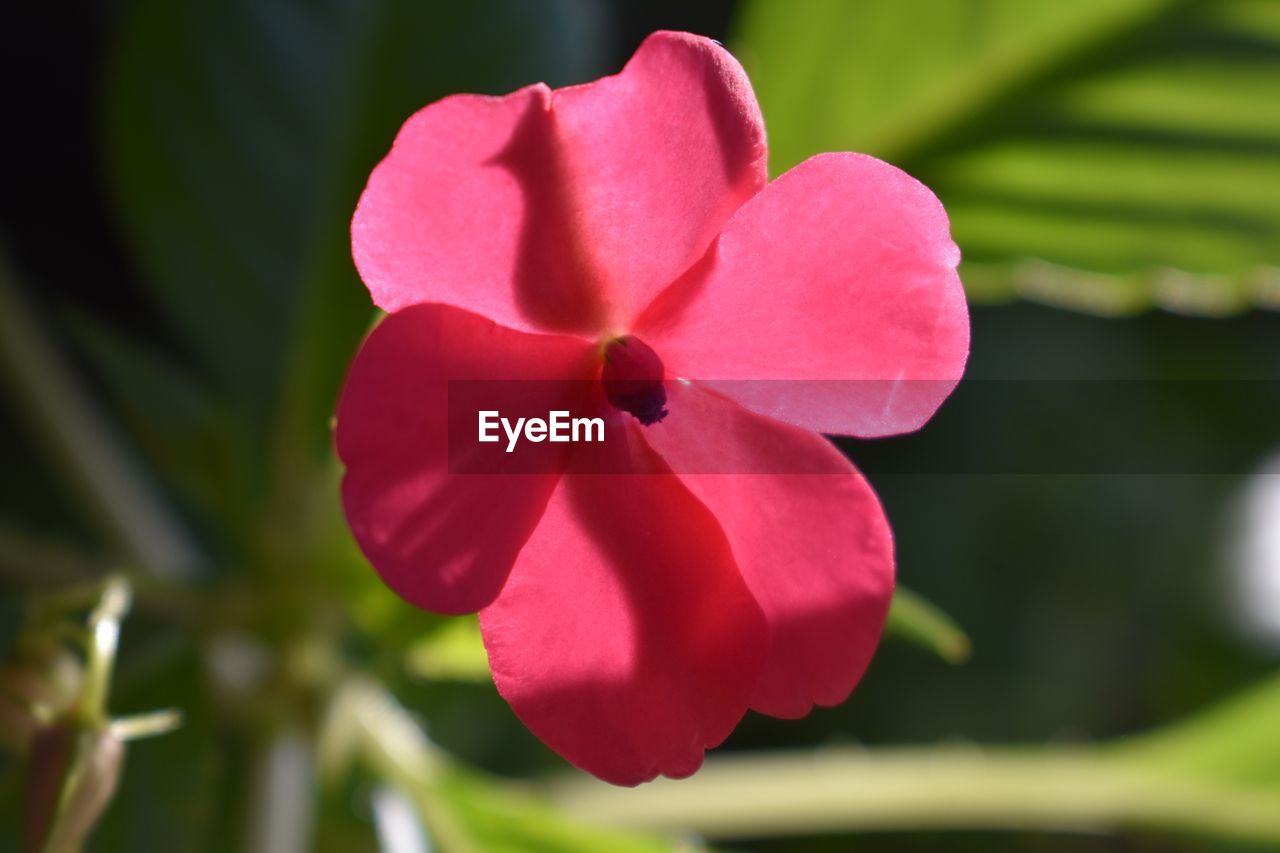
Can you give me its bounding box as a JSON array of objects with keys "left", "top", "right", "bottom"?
[
  {"left": 35, "top": 578, "right": 133, "bottom": 853},
  {"left": 885, "top": 586, "right": 971, "bottom": 663},
  {"left": 74, "top": 577, "right": 131, "bottom": 727},
  {"left": 111, "top": 709, "right": 182, "bottom": 741},
  {"left": 546, "top": 745, "right": 1280, "bottom": 845}
]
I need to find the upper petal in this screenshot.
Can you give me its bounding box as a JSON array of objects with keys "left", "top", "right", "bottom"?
[
  {"left": 642, "top": 381, "right": 894, "bottom": 718},
  {"left": 550, "top": 31, "right": 767, "bottom": 330},
  {"left": 352, "top": 85, "right": 596, "bottom": 332},
  {"left": 639, "top": 152, "right": 970, "bottom": 437},
  {"left": 335, "top": 303, "right": 596, "bottom": 614},
  {"left": 479, "top": 428, "right": 767, "bottom": 785},
  {"left": 352, "top": 32, "right": 766, "bottom": 335}
]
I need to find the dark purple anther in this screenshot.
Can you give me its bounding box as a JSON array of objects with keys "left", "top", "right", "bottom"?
[{"left": 602, "top": 336, "right": 668, "bottom": 425}]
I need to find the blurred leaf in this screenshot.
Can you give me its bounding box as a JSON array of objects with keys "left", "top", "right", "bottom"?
[
  {"left": 0, "top": 247, "right": 203, "bottom": 578},
  {"left": 546, "top": 674, "right": 1280, "bottom": 845},
  {"left": 884, "top": 586, "right": 971, "bottom": 664},
  {"left": 406, "top": 617, "right": 490, "bottom": 684},
  {"left": 0, "top": 525, "right": 103, "bottom": 588},
  {"left": 104, "top": 0, "right": 612, "bottom": 512},
  {"left": 437, "top": 769, "right": 680, "bottom": 853},
  {"left": 548, "top": 683, "right": 1280, "bottom": 846},
  {"left": 736, "top": 0, "right": 1280, "bottom": 315},
  {"left": 65, "top": 312, "right": 251, "bottom": 541},
  {"left": 321, "top": 677, "right": 678, "bottom": 853},
  {"left": 1116, "top": 671, "right": 1280, "bottom": 791}
]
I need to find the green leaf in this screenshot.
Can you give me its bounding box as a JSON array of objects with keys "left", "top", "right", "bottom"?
[
  {"left": 735, "top": 0, "right": 1280, "bottom": 315},
  {"left": 0, "top": 249, "right": 203, "bottom": 577},
  {"left": 103, "top": 0, "right": 612, "bottom": 503},
  {"left": 320, "top": 677, "right": 678, "bottom": 853},
  {"left": 884, "top": 586, "right": 971, "bottom": 664},
  {"left": 1115, "top": 672, "right": 1280, "bottom": 791},
  {"left": 438, "top": 769, "right": 678, "bottom": 853},
  {"left": 405, "top": 617, "right": 491, "bottom": 684}
]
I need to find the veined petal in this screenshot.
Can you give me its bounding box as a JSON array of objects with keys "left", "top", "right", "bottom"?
[
  {"left": 335, "top": 303, "right": 596, "bottom": 614},
  {"left": 640, "top": 153, "right": 969, "bottom": 437},
  {"left": 642, "top": 381, "right": 894, "bottom": 718},
  {"left": 352, "top": 32, "right": 766, "bottom": 336},
  {"left": 479, "top": 429, "right": 767, "bottom": 785}
]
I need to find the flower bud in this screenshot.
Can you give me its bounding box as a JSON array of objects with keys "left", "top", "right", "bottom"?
[{"left": 24, "top": 723, "right": 124, "bottom": 853}]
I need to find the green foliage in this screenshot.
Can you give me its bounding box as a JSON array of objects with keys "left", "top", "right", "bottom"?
[
  {"left": 319, "top": 677, "right": 679, "bottom": 852},
  {"left": 437, "top": 769, "right": 678, "bottom": 853},
  {"left": 736, "top": 0, "right": 1280, "bottom": 314},
  {"left": 1116, "top": 672, "right": 1280, "bottom": 792}
]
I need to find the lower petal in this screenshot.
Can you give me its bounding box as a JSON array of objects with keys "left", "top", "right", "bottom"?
[
  {"left": 335, "top": 303, "right": 596, "bottom": 615},
  {"left": 479, "top": 430, "right": 767, "bottom": 785},
  {"left": 642, "top": 381, "right": 895, "bottom": 718}
]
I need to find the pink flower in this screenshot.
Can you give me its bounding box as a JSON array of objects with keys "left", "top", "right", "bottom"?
[{"left": 336, "top": 31, "right": 968, "bottom": 785}]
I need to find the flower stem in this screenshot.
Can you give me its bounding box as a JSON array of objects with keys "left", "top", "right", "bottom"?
[{"left": 72, "top": 578, "right": 130, "bottom": 728}]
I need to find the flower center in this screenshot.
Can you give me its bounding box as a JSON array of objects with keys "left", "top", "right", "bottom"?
[{"left": 601, "top": 335, "right": 668, "bottom": 425}]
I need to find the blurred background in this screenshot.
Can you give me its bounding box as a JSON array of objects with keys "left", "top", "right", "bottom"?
[{"left": 2, "top": 1, "right": 1279, "bottom": 851}]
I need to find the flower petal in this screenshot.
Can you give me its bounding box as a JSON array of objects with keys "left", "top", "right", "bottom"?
[
  {"left": 642, "top": 381, "right": 894, "bottom": 718},
  {"left": 639, "top": 153, "right": 969, "bottom": 437},
  {"left": 336, "top": 303, "right": 595, "bottom": 615},
  {"left": 352, "top": 32, "right": 766, "bottom": 335},
  {"left": 550, "top": 31, "right": 767, "bottom": 329},
  {"left": 352, "top": 85, "right": 595, "bottom": 332},
  {"left": 479, "top": 429, "right": 767, "bottom": 785}
]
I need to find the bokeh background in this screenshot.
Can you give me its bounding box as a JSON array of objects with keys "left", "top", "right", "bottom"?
[{"left": 3, "top": 1, "right": 1280, "bottom": 851}]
